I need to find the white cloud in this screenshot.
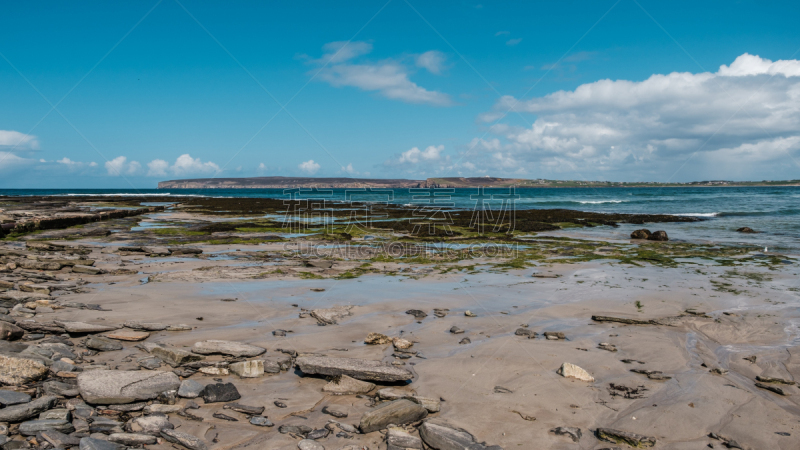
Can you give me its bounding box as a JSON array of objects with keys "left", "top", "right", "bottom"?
[
  {"left": 472, "top": 53, "right": 800, "bottom": 179},
  {"left": 341, "top": 163, "right": 357, "bottom": 175},
  {"left": 0, "top": 152, "right": 35, "bottom": 173},
  {"left": 57, "top": 157, "right": 97, "bottom": 171},
  {"left": 312, "top": 41, "right": 451, "bottom": 106},
  {"left": 147, "top": 159, "right": 169, "bottom": 177},
  {"left": 146, "top": 154, "right": 220, "bottom": 178},
  {"left": 384, "top": 145, "right": 454, "bottom": 175},
  {"left": 298, "top": 159, "right": 321, "bottom": 174},
  {"left": 397, "top": 145, "right": 445, "bottom": 164},
  {"left": 105, "top": 156, "right": 142, "bottom": 176},
  {"left": 415, "top": 51, "right": 446, "bottom": 75},
  {"left": 0, "top": 130, "right": 39, "bottom": 150},
  {"left": 495, "top": 31, "right": 510, "bottom": 36},
  {"left": 506, "top": 38, "right": 522, "bottom": 46}
]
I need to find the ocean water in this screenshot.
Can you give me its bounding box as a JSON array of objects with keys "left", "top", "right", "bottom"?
[{"left": 1, "top": 186, "right": 798, "bottom": 253}]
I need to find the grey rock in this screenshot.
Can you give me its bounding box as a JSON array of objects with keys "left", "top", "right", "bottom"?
[
  {"left": 55, "top": 321, "right": 118, "bottom": 334},
  {"left": 39, "top": 408, "right": 70, "bottom": 421},
  {"left": 296, "top": 356, "right": 413, "bottom": 382},
  {"left": 514, "top": 328, "right": 536, "bottom": 338},
  {"left": 151, "top": 346, "right": 203, "bottom": 367},
  {"left": 127, "top": 415, "right": 173, "bottom": 436},
  {"left": 297, "top": 440, "right": 325, "bottom": 450},
  {"left": 39, "top": 429, "right": 81, "bottom": 447},
  {"left": 88, "top": 416, "right": 123, "bottom": 434},
  {"left": 107, "top": 432, "right": 157, "bottom": 446},
  {"left": 137, "top": 356, "right": 161, "bottom": 370},
  {"left": 249, "top": 416, "right": 274, "bottom": 427},
  {"left": 322, "top": 405, "right": 348, "bottom": 418},
  {"left": 51, "top": 360, "right": 78, "bottom": 373},
  {"left": 322, "top": 374, "right": 376, "bottom": 395},
  {"left": 79, "top": 437, "right": 124, "bottom": 450},
  {"left": 85, "top": 336, "right": 122, "bottom": 352},
  {"left": 310, "top": 306, "right": 353, "bottom": 325},
  {"left": 459, "top": 337, "right": 471, "bottom": 345},
  {"left": 201, "top": 383, "right": 240, "bottom": 403},
  {"left": 595, "top": 428, "right": 656, "bottom": 448},
  {"left": 123, "top": 321, "right": 167, "bottom": 331},
  {"left": 0, "top": 353, "right": 49, "bottom": 385},
  {"left": 387, "top": 425, "right": 423, "bottom": 450},
  {"left": 419, "top": 419, "right": 504, "bottom": 450},
  {"left": 160, "top": 429, "right": 208, "bottom": 450},
  {"left": 18, "top": 419, "right": 74, "bottom": 435},
  {"left": 191, "top": 340, "right": 266, "bottom": 357},
  {"left": 224, "top": 403, "right": 265, "bottom": 415},
  {"left": 306, "top": 428, "right": 329, "bottom": 440},
  {"left": 359, "top": 399, "right": 427, "bottom": 434},
  {"left": 543, "top": 331, "right": 565, "bottom": 340},
  {"left": 0, "top": 322, "right": 23, "bottom": 341},
  {"left": 449, "top": 326, "right": 464, "bottom": 334},
  {"left": 43, "top": 381, "right": 80, "bottom": 397},
  {"left": 280, "top": 425, "right": 312, "bottom": 435},
  {"left": 107, "top": 402, "right": 146, "bottom": 412},
  {"left": 551, "top": 427, "right": 582, "bottom": 442},
  {"left": 0, "top": 395, "right": 57, "bottom": 422},
  {"left": 177, "top": 379, "right": 204, "bottom": 398},
  {"left": 77, "top": 370, "right": 181, "bottom": 404},
  {"left": 0, "top": 390, "right": 31, "bottom": 406}
]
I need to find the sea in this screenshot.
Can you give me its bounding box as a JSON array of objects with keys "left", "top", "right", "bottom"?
[{"left": 2, "top": 186, "right": 799, "bottom": 254}]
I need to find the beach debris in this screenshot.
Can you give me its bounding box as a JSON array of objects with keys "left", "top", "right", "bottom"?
[
  {"left": 419, "top": 419, "right": 503, "bottom": 450},
  {"left": 296, "top": 356, "right": 413, "bottom": 382},
  {"left": 708, "top": 432, "right": 744, "bottom": 449},
  {"left": 630, "top": 229, "right": 651, "bottom": 239},
  {"left": 709, "top": 367, "right": 729, "bottom": 375},
  {"left": 310, "top": 306, "right": 354, "bottom": 325},
  {"left": 272, "top": 329, "right": 287, "bottom": 336},
  {"left": 359, "top": 399, "right": 427, "bottom": 433},
  {"left": 532, "top": 273, "right": 560, "bottom": 278},
  {"left": 598, "top": 342, "right": 617, "bottom": 352},
  {"left": 630, "top": 369, "right": 671, "bottom": 381},
  {"left": 192, "top": 340, "right": 266, "bottom": 357},
  {"left": 514, "top": 328, "right": 537, "bottom": 338},
  {"left": 322, "top": 374, "right": 376, "bottom": 395},
  {"left": 595, "top": 428, "right": 656, "bottom": 448},
  {"left": 608, "top": 383, "right": 648, "bottom": 399},
  {"left": 303, "top": 260, "right": 333, "bottom": 269},
  {"left": 557, "top": 363, "right": 594, "bottom": 382},
  {"left": 743, "top": 355, "right": 757, "bottom": 363},
  {"left": 755, "top": 382, "right": 789, "bottom": 396},
  {"left": 592, "top": 315, "right": 655, "bottom": 325},
  {"left": 494, "top": 386, "right": 513, "bottom": 394},
  {"left": 406, "top": 309, "right": 427, "bottom": 320},
  {"left": 77, "top": 370, "right": 181, "bottom": 404},
  {"left": 551, "top": 426, "right": 582, "bottom": 442},
  {"left": 511, "top": 410, "right": 536, "bottom": 421},
  {"left": 365, "top": 332, "right": 391, "bottom": 345},
  {"left": 544, "top": 331, "right": 565, "bottom": 340}
]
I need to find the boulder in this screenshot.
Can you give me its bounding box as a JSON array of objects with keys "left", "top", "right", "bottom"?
[
  {"left": 151, "top": 346, "right": 204, "bottom": 367},
  {"left": 419, "top": 419, "right": 503, "bottom": 450},
  {"left": 85, "top": 336, "right": 123, "bottom": 352},
  {"left": 0, "top": 322, "right": 23, "bottom": 341},
  {"left": 322, "top": 374, "right": 376, "bottom": 395},
  {"left": 557, "top": 363, "right": 595, "bottom": 382},
  {"left": 310, "top": 306, "right": 353, "bottom": 325},
  {"left": 192, "top": 340, "right": 266, "bottom": 357},
  {"left": 630, "top": 229, "right": 651, "bottom": 239},
  {"left": 0, "top": 353, "right": 49, "bottom": 385},
  {"left": 201, "top": 383, "right": 241, "bottom": 403},
  {"left": 0, "top": 395, "right": 57, "bottom": 422},
  {"left": 296, "top": 356, "right": 413, "bottom": 382},
  {"left": 229, "top": 360, "right": 264, "bottom": 378},
  {"left": 55, "top": 321, "right": 118, "bottom": 334},
  {"left": 359, "top": 399, "right": 428, "bottom": 433},
  {"left": 160, "top": 429, "right": 208, "bottom": 450},
  {"left": 647, "top": 230, "right": 668, "bottom": 241},
  {"left": 77, "top": 370, "right": 181, "bottom": 404},
  {"left": 595, "top": 428, "right": 656, "bottom": 448}
]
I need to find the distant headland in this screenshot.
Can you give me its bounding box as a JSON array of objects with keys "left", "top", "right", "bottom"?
[{"left": 157, "top": 176, "right": 800, "bottom": 189}]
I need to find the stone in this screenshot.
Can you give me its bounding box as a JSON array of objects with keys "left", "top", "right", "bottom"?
[
  {"left": 459, "top": 338, "right": 471, "bottom": 345},
  {"left": 88, "top": 416, "right": 123, "bottom": 433},
  {"left": 201, "top": 383, "right": 241, "bottom": 403},
  {"left": 137, "top": 356, "right": 162, "bottom": 370},
  {"left": 552, "top": 427, "right": 582, "bottom": 442},
  {"left": 449, "top": 326, "right": 464, "bottom": 334},
  {"left": 591, "top": 315, "right": 654, "bottom": 325},
  {"left": 647, "top": 230, "right": 668, "bottom": 241},
  {"left": 406, "top": 310, "right": 427, "bottom": 320},
  {"left": 630, "top": 229, "right": 651, "bottom": 239},
  {"left": 0, "top": 354, "right": 49, "bottom": 385},
  {"left": 0, "top": 390, "right": 31, "bottom": 406},
  {"left": 72, "top": 265, "right": 102, "bottom": 275},
  {"left": 359, "top": 399, "right": 428, "bottom": 434},
  {"left": 199, "top": 366, "right": 228, "bottom": 376},
  {"left": 43, "top": 381, "right": 80, "bottom": 397},
  {"left": 387, "top": 425, "right": 423, "bottom": 450},
  {"left": 514, "top": 328, "right": 536, "bottom": 338},
  {"left": 0, "top": 396, "right": 57, "bottom": 422},
  {"left": 296, "top": 356, "right": 413, "bottom": 382},
  {"left": 151, "top": 346, "right": 204, "bottom": 367},
  {"left": 229, "top": 360, "right": 264, "bottom": 378},
  {"left": 755, "top": 382, "right": 788, "bottom": 395},
  {"left": 464, "top": 310, "right": 477, "bottom": 317},
  {"left": 409, "top": 396, "right": 441, "bottom": 413},
  {"left": 18, "top": 419, "right": 74, "bottom": 435},
  {"left": 322, "top": 374, "right": 376, "bottom": 395},
  {"left": 160, "top": 429, "right": 208, "bottom": 450},
  {"left": 310, "top": 306, "right": 353, "bottom": 325},
  {"left": 736, "top": 227, "right": 757, "bottom": 233},
  {"left": 85, "top": 336, "right": 123, "bottom": 352},
  {"left": 557, "top": 363, "right": 594, "bottom": 382},
  {"left": 178, "top": 379, "right": 204, "bottom": 398},
  {"left": 595, "top": 428, "right": 656, "bottom": 448},
  {"left": 55, "top": 321, "right": 118, "bottom": 334},
  {"left": 756, "top": 375, "right": 795, "bottom": 385},
  {"left": 123, "top": 321, "right": 168, "bottom": 331},
  {"left": 224, "top": 403, "right": 265, "bottom": 415},
  {"left": 107, "top": 402, "right": 146, "bottom": 412},
  {"left": 392, "top": 338, "right": 413, "bottom": 350},
  {"left": 297, "top": 440, "right": 325, "bottom": 450},
  {"left": 0, "top": 323, "right": 23, "bottom": 341},
  {"left": 104, "top": 330, "right": 149, "bottom": 341},
  {"left": 144, "top": 404, "right": 183, "bottom": 414},
  {"left": 249, "top": 416, "right": 274, "bottom": 427},
  {"left": 364, "top": 333, "right": 391, "bottom": 345},
  {"left": 107, "top": 432, "right": 157, "bottom": 446},
  {"left": 128, "top": 415, "right": 173, "bottom": 435},
  {"left": 39, "top": 408, "right": 70, "bottom": 421},
  {"left": 543, "top": 331, "right": 565, "bottom": 340},
  {"left": 39, "top": 429, "right": 81, "bottom": 447},
  {"left": 322, "top": 405, "right": 348, "bottom": 418},
  {"left": 168, "top": 247, "right": 202, "bottom": 255},
  {"left": 192, "top": 340, "right": 266, "bottom": 357},
  {"left": 77, "top": 370, "right": 181, "bottom": 404},
  {"left": 80, "top": 437, "right": 124, "bottom": 450},
  {"left": 419, "top": 418, "right": 503, "bottom": 450},
  {"left": 598, "top": 343, "right": 617, "bottom": 352}
]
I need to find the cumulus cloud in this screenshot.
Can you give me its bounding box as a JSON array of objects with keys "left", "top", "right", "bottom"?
[
  {"left": 298, "top": 159, "right": 320, "bottom": 174},
  {"left": 0, "top": 130, "right": 39, "bottom": 150},
  {"left": 415, "top": 51, "right": 446, "bottom": 75},
  {"left": 384, "top": 145, "right": 455, "bottom": 175},
  {"left": 145, "top": 154, "right": 220, "bottom": 178},
  {"left": 341, "top": 163, "right": 357, "bottom": 175},
  {"left": 105, "top": 156, "right": 142, "bottom": 176},
  {"left": 57, "top": 157, "right": 97, "bottom": 171},
  {"left": 312, "top": 41, "right": 451, "bottom": 106},
  {"left": 472, "top": 53, "right": 800, "bottom": 179}
]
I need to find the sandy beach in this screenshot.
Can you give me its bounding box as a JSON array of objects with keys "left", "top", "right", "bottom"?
[{"left": 2, "top": 198, "right": 799, "bottom": 449}]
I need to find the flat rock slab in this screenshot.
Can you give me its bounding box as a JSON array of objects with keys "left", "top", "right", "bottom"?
[
  {"left": 192, "top": 340, "right": 266, "bottom": 357},
  {"left": 323, "top": 374, "right": 376, "bottom": 395},
  {"left": 178, "top": 379, "right": 204, "bottom": 398},
  {"left": 107, "top": 433, "right": 157, "bottom": 446},
  {"left": 359, "top": 399, "right": 427, "bottom": 434},
  {"left": 124, "top": 321, "right": 168, "bottom": 331},
  {"left": 310, "top": 306, "right": 353, "bottom": 325},
  {"left": 151, "top": 346, "right": 204, "bottom": 367},
  {"left": 296, "top": 356, "right": 413, "bottom": 382},
  {"left": 77, "top": 370, "right": 180, "bottom": 404},
  {"left": 19, "top": 419, "right": 74, "bottom": 435},
  {"left": 0, "top": 389, "right": 31, "bottom": 406},
  {"left": 86, "top": 336, "right": 123, "bottom": 352},
  {"left": 0, "top": 395, "right": 57, "bottom": 422},
  {"left": 105, "top": 330, "right": 150, "bottom": 341},
  {"left": 419, "top": 419, "right": 504, "bottom": 450},
  {"left": 161, "top": 429, "right": 208, "bottom": 450},
  {"left": 80, "top": 437, "right": 125, "bottom": 450},
  {"left": 56, "top": 321, "right": 119, "bottom": 334}
]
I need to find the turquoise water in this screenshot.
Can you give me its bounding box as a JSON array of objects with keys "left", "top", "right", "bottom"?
[{"left": 1, "top": 186, "right": 798, "bottom": 252}]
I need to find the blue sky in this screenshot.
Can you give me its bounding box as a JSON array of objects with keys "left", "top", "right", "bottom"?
[{"left": 1, "top": 0, "right": 799, "bottom": 187}]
